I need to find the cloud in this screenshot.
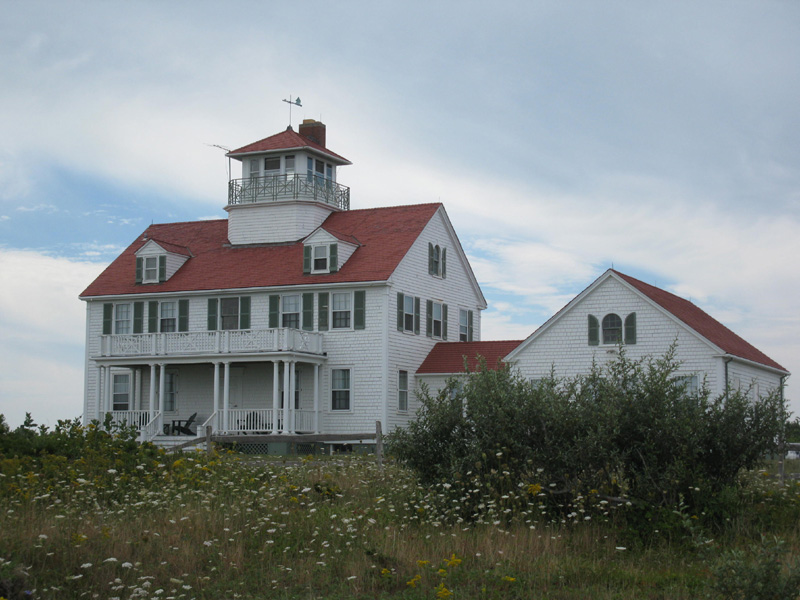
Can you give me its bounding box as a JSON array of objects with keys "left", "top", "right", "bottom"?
[{"left": 0, "top": 249, "right": 105, "bottom": 427}]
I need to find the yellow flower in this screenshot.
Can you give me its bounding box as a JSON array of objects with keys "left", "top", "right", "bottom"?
[
  {"left": 380, "top": 568, "right": 392, "bottom": 578},
  {"left": 444, "top": 553, "right": 462, "bottom": 567},
  {"left": 406, "top": 574, "right": 421, "bottom": 587},
  {"left": 527, "top": 483, "right": 542, "bottom": 495},
  {"left": 502, "top": 575, "right": 516, "bottom": 582},
  {"left": 435, "top": 583, "right": 453, "bottom": 598},
  {"left": 416, "top": 560, "right": 430, "bottom": 567},
  {"left": 438, "top": 568, "right": 448, "bottom": 577}
]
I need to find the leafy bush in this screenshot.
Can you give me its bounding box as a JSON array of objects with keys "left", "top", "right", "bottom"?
[
  {"left": 389, "top": 348, "right": 787, "bottom": 532},
  {"left": 707, "top": 537, "right": 800, "bottom": 600}
]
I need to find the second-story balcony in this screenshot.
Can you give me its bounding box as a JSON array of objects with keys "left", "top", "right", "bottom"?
[
  {"left": 96, "top": 328, "right": 324, "bottom": 359},
  {"left": 228, "top": 174, "right": 350, "bottom": 211}
]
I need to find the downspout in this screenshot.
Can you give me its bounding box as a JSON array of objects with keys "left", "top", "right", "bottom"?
[{"left": 723, "top": 356, "right": 733, "bottom": 400}]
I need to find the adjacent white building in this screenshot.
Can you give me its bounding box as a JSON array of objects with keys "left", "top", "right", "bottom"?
[
  {"left": 503, "top": 269, "right": 789, "bottom": 398},
  {"left": 80, "top": 120, "right": 486, "bottom": 441}
]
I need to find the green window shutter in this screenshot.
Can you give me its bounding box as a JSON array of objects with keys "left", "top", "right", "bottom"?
[
  {"left": 588, "top": 315, "right": 599, "bottom": 346},
  {"left": 178, "top": 299, "right": 189, "bottom": 332},
  {"left": 396, "top": 292, "right": 404, "bottom": 331},
  {"left": 426, "top": 299, "right": 433, "bottom": 337},
  {"left": 158, "top": 255, "right": 166, "bottom": 282},
  {"left": 354, "top": 290, "right": 365, "bottom": 330},
  {"left": 442, "top": 303, "right": 448, "bottom": 340},
  {"left": 329, "top": 243, "right": 338, "bottom": 273},
  {"left": 303, "top": 246, "right": 311, "bottom": 274},
  {"left": 625, "top": 312, "right": 637, "bottom": 345},
  {"left": 239, "top": 296, "right": 251, "bottom": 329},
  {"left": 302, "top": 293, "right": 314, "bottom": 331},
  {"left": 318, "top": 292, "right": 329, "bottom": 331},
  {"left": 428, "top": 242, "right": 434, "bottom": 275},
  {"left": 442, "top": 248, "right": 447, "bottom": 278},
  {"left": 414, "top": 296, "right": 421, "bottom": 335},
  {"left": 102, "top": 303, "right": 113, "bottom": 335},
  {"left": 207, "top": 298, "right": 218, "bottom": 330},
  {"left": 133, "top": 302, "right": 144, "bottom": 334},
  {"left": 135, "top": 257, "right": 143, "bottom": 284},
  {"left": 268, "top": 295, "right": 279, "bottom": 328},
  {"left": 468, "top": 310, "right": 474, "bottom": 342},
  {"left": 148, "top": 301, "right": 159, "bottom": 333}
]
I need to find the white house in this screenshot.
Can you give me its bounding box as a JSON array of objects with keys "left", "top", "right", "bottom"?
[
  {"left": 503, "top": 269, "right": 789, "bottom": 398},
  {"left": 80, "top": 119, "right": 487, "bottom": 442}
]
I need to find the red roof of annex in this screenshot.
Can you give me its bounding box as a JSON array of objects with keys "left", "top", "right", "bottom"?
[
  {"left": 614, "top": 270, "right": 787, "bottom": 372},
  {"left": 417, "top": 340, "right": 524, "bottom": 375}
]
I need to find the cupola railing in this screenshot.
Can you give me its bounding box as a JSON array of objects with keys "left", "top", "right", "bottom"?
[{"left": 228, "top": 174, "right": 350, "bottom": 210}]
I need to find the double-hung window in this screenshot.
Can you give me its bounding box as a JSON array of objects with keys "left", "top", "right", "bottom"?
[
  {"left": 164, "top": 372, "right": 178, "bottom": 412},
  {"left": 314, "top": 246, "right": 328, "bottom": 271},
  {"left": 426, "top": 300, "right": 448, "bottom": 339},
  {"left": 112, "top": 373, "right": 130, "bottom": 411},
  {"left": 432, "top": 302, "right": 443, "bottom": 338},
  {"left": 160, "top": 301, "right": 177, "bottom": 333},
  {"left": 398, "top": 370, "right": 408, "bottom": 412},
  {"left": 143, "top": 256, "right": 158, "bottom": 282},
  {"left": 459, "top": 309, "right": 474, "bottom": 342},
  {"left": 396, "top": 293, "right": 420, "bottom": 334},
  {"left": 332, "top": 292, "right": 351, "bottom": 329},
  {"left": 404, "top": 295, "right": 415, "bottom": 331},
  {"left": 220, "top": 298, "right": 240, "bottom": 330},
  {"left": 331, "top": 368, "right": 351, "bottom": 411},
  {"left": 114, "top": 304, "right": 132, "bottom": 334},
  {"left": 282, "top": 295, "right": 301, "bottom": 329}
]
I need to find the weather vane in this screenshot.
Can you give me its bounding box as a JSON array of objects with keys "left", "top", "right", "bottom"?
[{"left": 282, "top": 96, "right": 302, "bottom": 128}]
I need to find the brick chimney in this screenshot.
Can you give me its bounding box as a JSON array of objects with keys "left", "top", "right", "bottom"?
[{"left": 299, "top": 119, "right": 326, "bottom": 147}]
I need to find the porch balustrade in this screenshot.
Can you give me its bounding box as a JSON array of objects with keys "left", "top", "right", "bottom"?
[
  {"left": 228, "top": 174, "right": 350, "bottom": 211},
  {"left": 101, "top": 410, "right": 150, "bottom": 429},
  {"left": 98, "top": 328, "right": 323, "bottom": 358},
  {"left": 141, "top": 412, "right": 163, "bottom": 442}
]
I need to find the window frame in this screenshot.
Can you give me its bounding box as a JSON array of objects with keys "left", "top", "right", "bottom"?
[
  {"left": 281, "top": 294, "right": 301, "bottom": 329},
  {"left": 331, "top": 368, "right": 351, "bottom": 411},
  {"left": 312, "top": 245, "right": 329, "bottom": 273},
  {"left": 112, "top": 372, "right": 130, "bottom": 411},
  {"left": 143, "top": 256, "right": 159, "bottom": 283},
  {"left": 219, "top": 297, "right": 240, "bottom": 331},
  {"left": 163, "top": 371, "right": 178, "bottom": 413},
  {"left": 432, "top": 301, "right": 443, "bottom": 339},
  {"left": 403, "top": 295, "right": 415, "bottom": 333},
  {"left": 331, "top": 291, "right": 352, "bottom": 330},
  {"left": 398, "top": 370, "right": 409, "bottom": 412},
  {"left": 601, "top": 313, "right": 623, "bottom": 345},
  {"left": 114, "top": 303, "right": 132, "bottom": 335},
  {"left": 160, "top": 301, "right": 177, "bottom": 333}
]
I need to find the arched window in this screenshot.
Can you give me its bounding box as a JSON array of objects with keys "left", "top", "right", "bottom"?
[
  {"left": 602, "top": 314, "right": 622, "bottom": 344},
  {"left": 624, "top": 312, "right": 637, "bottom": 345}
]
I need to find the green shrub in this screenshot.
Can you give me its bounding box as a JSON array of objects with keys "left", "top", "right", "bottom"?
[
  {"left": 389, "top": 348, "right": 787, "bottom": 533},
  {"left": 707, "top": 537, "right": 800, "bottom": 599}
]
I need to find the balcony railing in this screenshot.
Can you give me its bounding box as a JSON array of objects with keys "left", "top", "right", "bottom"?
[
  {"left": 98, "top": 328, "right": 324, "bottom": 358},
  {"left": 228, "top": 174, "right": 350, "bottom": 211}
]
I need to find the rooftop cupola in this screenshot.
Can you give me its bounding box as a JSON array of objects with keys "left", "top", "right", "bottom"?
[{"left": 224, "top": 120, "right": 352, "bottom": 245}]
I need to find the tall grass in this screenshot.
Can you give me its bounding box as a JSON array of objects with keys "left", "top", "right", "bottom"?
[{"left": 3, "top": 437, "right": 800, "bottom": 600}]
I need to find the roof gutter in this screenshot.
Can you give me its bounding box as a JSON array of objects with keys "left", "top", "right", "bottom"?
[
  {"left": 227, "top": 146, "right": 352, "bottom": 166},
  {"left": 716, "top": 353, "right": 790, "bottom": 378}
]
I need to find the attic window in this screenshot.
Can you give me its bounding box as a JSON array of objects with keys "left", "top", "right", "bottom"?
[
  {"left": 314, "top": 246, "right": 328, "bottom": 271},
  {"left": 137, "top": 255, "right": 166, "bottom": 284},
  {"left": 144, "top": 257, "right": 158, "bottom": 282}
]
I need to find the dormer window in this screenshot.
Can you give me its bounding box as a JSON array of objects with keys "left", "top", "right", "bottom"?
[
  {"left": 144, "top": 257, "right": 158, "bottom": 282},
  {"left": 303, "top": 243, "right": 339, "bottom": 274}
]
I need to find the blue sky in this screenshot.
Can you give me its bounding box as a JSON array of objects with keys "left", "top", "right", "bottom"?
[{"left": 1, "top": 1, "right": 799, "bottom": 427}]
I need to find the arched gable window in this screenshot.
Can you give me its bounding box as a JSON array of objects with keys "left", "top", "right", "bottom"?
[
  {"left": 588, "top": 315, "right": 599, "bottom": 346},
  {"left": 602, "top": 314, "right": 622, "bottom": 344},
  {"left": 624, "top": 312, "right": 637, "bottom": 345}
]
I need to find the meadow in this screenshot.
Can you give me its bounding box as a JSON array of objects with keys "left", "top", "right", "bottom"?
[{"left": 2, "top": 420, "right": 800, "bottom": 600}]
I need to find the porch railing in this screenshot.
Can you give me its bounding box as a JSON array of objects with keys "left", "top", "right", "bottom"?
[
  {"left": 141, "top": 412, "right": 163, "bottom": 442},
  {"left": 228, "top": 174, "right": 350, "bottom": 211},
  {"left": 99, "top": 328, "right": 323, "bottom": 358},
  {"left": 102, "top": 410, "right": 150, "bottom": 430},
  {"left": 295, "top": 410, "right": 316, "bottom": 433}
]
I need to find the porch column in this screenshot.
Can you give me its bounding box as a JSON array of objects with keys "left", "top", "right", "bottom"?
[
  {"left": 135, "top": 368, "right": 142, "bottom": 412},
  {"left": 96, "top": 365, "right": 104, "bottom": 420},
  {"left": 104, "top": 366, "right": 112, "bottom": 414},
  {"left": 213, "top": 362, "right": 220, "bottom": 431},
  {"left": 313, "top": 363, "right": 320, "bottom": 434},
  {"left": 272, "top": 361, "right": 280, "bottom": 434},
  {"left": 149, "top": 364, "right": 157, "bottom": 420},
  {"left": 223, "top": 361, "right": 231, "bottom": 431},
  {"left": 158, "top": 363, "right": 166, "bottom": 414},
  {"left": 283, "top": 361, "right": 292, "bottom": 433}
]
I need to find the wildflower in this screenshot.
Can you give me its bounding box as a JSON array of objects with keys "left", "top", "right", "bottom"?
[
  {"left": 104, "top": 557, "right": 118, "bottom": 563},
  {"left": 122, "top": 562, "right": 133, "bottom": 569},
  {"left": 527, "top": 483, "right": 542, "bottom": 495},
  {"left": 437, "top": 568, "right": 447, "bottom": 576},
  {"left": 417, "top": 560, "right": 430, "bottom": 567},
  {"left": 38, "top": 534, "right": 47, "bottom": 540},
  {"left": 346, "top": 576, "right": 357, "bottom": 581},
  {"left": 81, "top": 563, "right": 92, "bottom": 569},
  {"left": 435, "top": 582, "right": 453, "bottom": 598},
  {"left": 444, "top": 553, "right": 462, "bottom": 567},
  {"left": 407, "top": 574, "right": 422, "bottom": 587},
  {"left": 502, "top": 575, "right": 516, "bottom": 582},
  {"left": 616, "top": 546, "right": 626, "bottom": 551}
]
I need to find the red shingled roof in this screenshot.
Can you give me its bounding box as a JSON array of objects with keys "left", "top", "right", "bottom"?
[
  {"left": 417, "top": 340, "right": 524, "bottom": 375},
  {"left": 80, "top": 203, "right": 441, "bottom": 297},
  {"left": 614, "top": 270, "right": 787, "bottom": 372},
  {"left": 227, "top": 127, "right": 351, "bottom": 165}
]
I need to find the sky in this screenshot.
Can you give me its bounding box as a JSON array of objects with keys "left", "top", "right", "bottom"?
[{"left": 0, "top": 1, "right": 798, "bottom": 428}]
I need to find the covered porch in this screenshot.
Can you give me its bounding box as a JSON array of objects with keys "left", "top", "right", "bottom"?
[{"left": 94, "top": 352, "right": 326, "bottom": 442}]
